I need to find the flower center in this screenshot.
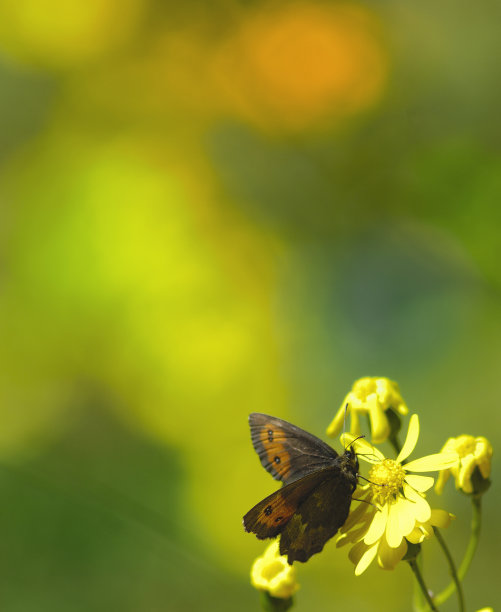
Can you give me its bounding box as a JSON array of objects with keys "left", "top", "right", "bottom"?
[{"left": 369, "top": 459, "right": 406, "bottom": 505}]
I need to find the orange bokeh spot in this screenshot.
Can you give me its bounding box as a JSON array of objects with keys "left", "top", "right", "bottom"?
[{"left": 213, "top": 2, "right": 389, "bottom": 131}]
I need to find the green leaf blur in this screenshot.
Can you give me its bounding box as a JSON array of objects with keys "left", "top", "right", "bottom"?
[{"left": 0, "top": 0, "right": 498, "bottom": 610}]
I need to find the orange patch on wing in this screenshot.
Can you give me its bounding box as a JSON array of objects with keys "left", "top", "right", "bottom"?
[
  {"left": 259, "top": 426, "right": 292, "bottom": 479},
  {"left": 267, "top": 447, "right": 291, "bottom": 478},
  {"left": 257, "top": 493, "right": 296, "bottom": 529},
  {"left": 259, "top": 424, "right": 278, "bottom": 444}
]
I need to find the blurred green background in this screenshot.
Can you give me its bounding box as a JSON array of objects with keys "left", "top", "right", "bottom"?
[{"left": 0, "top": 0, "right": 499, "bottom": 610}]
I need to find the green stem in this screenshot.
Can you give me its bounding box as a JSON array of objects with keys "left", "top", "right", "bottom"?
[
  {"left": 412, "top": 554, "right": 427, "bottom": 612},
  {"left": 260, "top": 592, "right": 294, "bottom": 611},
  {"left": 434, "top": 528, "right": 465, "bottom": 612},
  {"left": 435, "top": 496, "right": 482, "bottom": 606},
  {"left": 408, "top": 559, "right": 438, "bottom": 612}
]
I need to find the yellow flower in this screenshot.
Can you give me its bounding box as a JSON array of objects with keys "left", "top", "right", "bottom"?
[
  {"left": 250, "top": 541, "right": 299, "bottom": 599},
  {"left": 327, "top": 377, "right": 408, "bottom": 444},
  {"left": 337, "top": 414, "right": 457, "bottom": 575},
  {"left": 435, "top": 435, "right": 493, "bottom": 495}
]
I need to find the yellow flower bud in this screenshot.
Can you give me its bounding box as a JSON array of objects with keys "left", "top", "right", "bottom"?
[
  {"left": 435, "top": 435, "right": 492, "bottom": 495},
  {"left": 327, "top": 377, "right": 408, "bottom": 443},
  {"left": 250, "top": 541, "right": 299, "bottom": 599}
]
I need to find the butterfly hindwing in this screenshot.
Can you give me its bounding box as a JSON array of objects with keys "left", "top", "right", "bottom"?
[
  {"left": 279, "top": 467, "right": 355, "bottom": 563},
  {"left": 249, "top": 413, "right": 339, "bottom": 485},
  {"left": 243, "top": 468, "right": 336, "bottom": 539}
]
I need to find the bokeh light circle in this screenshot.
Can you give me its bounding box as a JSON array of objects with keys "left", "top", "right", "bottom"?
[{"left": 212, "top": 1, "right": 389, "bottom": 131}]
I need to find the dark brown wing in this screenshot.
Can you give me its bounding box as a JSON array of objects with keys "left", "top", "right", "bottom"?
[
  {"left": 279, "top": 469, "right": 354, "bottom": 564},
  {"left": 249, "top": 413, "right": 338, "bottom": 485},
  {"left": 243, "top": 467, "right": 337, "bottom": 539}
]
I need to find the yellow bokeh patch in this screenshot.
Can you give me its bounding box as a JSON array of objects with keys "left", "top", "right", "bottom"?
[{"left": 0, "top": 0, "right": 145, "bottom": 69}]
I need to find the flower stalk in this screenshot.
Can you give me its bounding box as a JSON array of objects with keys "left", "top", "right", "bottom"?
[
  {"left": 435, "top": 495, "right": 482, "bottom": 607},
  {"left": 408, "top": 558, "right": 438, "bottom": 612},
  {"left": 433, "top": 528, "right": 465, "bottom": 612},
  {"left": 260, "top": 592, "right": 294, "bottom": 612}
]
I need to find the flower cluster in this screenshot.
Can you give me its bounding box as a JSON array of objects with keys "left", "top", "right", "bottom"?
[
  {"left": 337, "top": 414, "right": 457, "bottom": 574},
  {"left": 248, "top": 377, "right": 493, "bottom": 611}
]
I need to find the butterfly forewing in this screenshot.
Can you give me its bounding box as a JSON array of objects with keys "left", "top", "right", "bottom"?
[{"left": 249, "top": 413, "right": 339, "bottom": 485}]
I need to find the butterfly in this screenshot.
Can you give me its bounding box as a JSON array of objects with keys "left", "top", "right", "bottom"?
[{"left": 243, "top": 412, "right": 359, "bottom": 564}]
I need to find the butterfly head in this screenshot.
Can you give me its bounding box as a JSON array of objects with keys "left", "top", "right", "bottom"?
[{"left": 340, "top": 435, "right": 363, "bottom": 487}]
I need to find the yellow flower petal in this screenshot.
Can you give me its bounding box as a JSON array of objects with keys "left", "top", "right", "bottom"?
[
  {"left": 434, "top": 468, "right": 450, "bottom": 495},
  {"left": 337, "top": 533, "right": 359, "bottom": 548},
  {"left": 339, "top": 521, "right": 372, "bottom": 545},
  {"left": 368, "top": 397, "right": 390, "bottom": 444},
  {"left": 326, "top": 404, "right": 349, "bottom": 437},
  {"left": 377, "top": 535, "right": 407, "bottom": 570},
  {"left": 458, "top": 457, "right": 477, "bottom": 493},
  {"left": 397, "top": 414, "right": 420, "bottom": 463},
  {"left": 336, "top": 532, "right": 349, "bottom": 547},
  {"left": 403, "top": 485, "right": 431, "bottom": 522},
  {"left": 429, "top": 509, "right": 454, "bottom": 529},
  {"left": 353, "top": 542, "right": 378, "bottom": 576},
  {"left": 406, "top": 523, "right": 432, "bottom": 544},
  {"left": 385, "top": 502, "right": 405, "bottom": 548},
  {"left": 348, "top": 539, "right": 365, "bottom": 564},
  {"left": 364, "top": 504, "right": 388, "bottom": 545},
  {"left": 404, "top": 452, "right": 458, "bottom": 472},
  {"left": 406, "top": 527, "right": 421, "bottom": 544},
  {"left": 389, "top": 499, "right": 414, "bottom": 544},
  {"left": 404, "top": 474, "right": 435, "bottom": 492},
  {"left": 475, "top": 437, "right": 493, "bottom": 473},
  {"left": 396, "top": 497, "right": 416, "bottom": 537},
  {"left": 343, "top": 501, "right": 368, "bottom": 528},
  {"left": 477, "top": 456, "right": 491, "bottom": 480}
]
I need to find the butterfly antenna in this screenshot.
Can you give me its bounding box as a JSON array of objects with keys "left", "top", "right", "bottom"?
[
  {"left": 342, "top": 403, "right": 349, "bottom": 450},
  {"left": 358, "top": 475, "right": 386, "bottom": 488},
  {"left": 355, "top": 451, "right": 381, "bottom": 461},
  {"left": 347, "top": 434, "right": 365, "bottom": 451},
  {"left": 352, "top": 496, "right": 379, "bottom": 509}
]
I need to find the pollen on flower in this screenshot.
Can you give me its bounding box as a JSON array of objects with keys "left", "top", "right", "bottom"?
[{"left": 369, "top": 459, "right": 405, "bottom": 505}]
